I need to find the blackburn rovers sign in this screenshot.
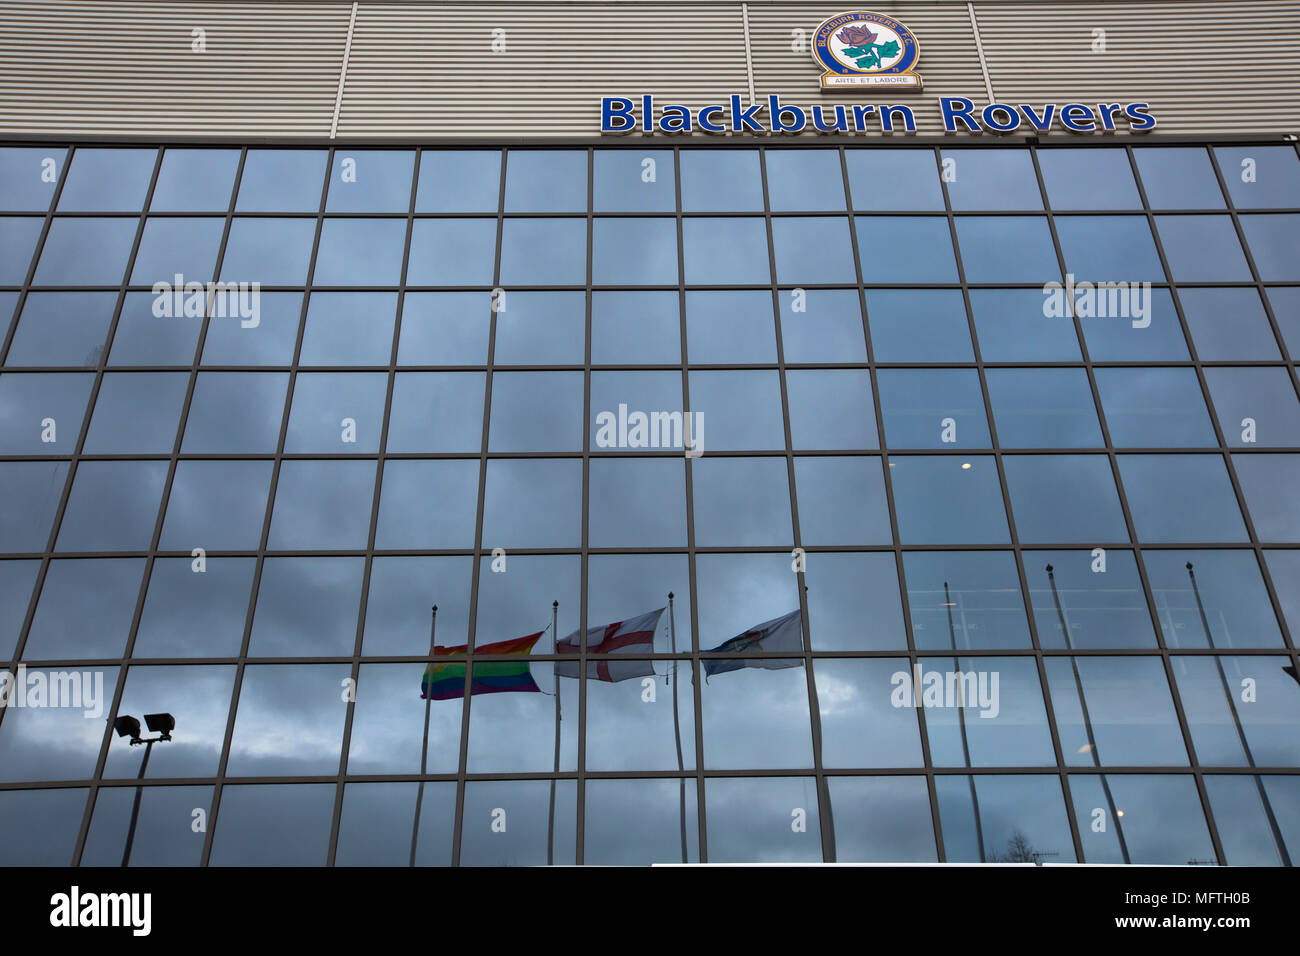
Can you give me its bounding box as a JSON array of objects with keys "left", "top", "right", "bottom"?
[{"left": 812, "top": 11, "right": 922, "bottom": 89}]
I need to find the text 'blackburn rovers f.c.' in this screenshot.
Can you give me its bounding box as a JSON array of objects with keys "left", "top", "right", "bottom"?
[{"left": 812, "top": 10, "right": 923, "bottom": 90}]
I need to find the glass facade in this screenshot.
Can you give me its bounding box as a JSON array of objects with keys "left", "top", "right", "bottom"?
[{"left": 1, "top": 142, "right": 1298, "bottom": 867}]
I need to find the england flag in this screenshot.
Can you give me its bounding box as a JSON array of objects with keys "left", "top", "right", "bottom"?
[{"left": 555, "top": 607, "right": 665, "bottom": 682}]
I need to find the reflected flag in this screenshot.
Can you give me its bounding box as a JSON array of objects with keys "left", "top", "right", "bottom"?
[
  {"left": 703, "top": 609, "right": 804, "bottom": 677},
  {"left": 555, "top": 608, "right": 665, "bottom": 682},
  {"left": 420, "top": 632, "right": 543, "bottom": 700}
]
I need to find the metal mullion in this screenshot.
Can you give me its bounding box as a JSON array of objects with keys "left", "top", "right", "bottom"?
[
  {"left": 63, "top": 147, "right": 165, "bottom": 867},
  {"left": 324, "top": 146, "right": 421, "bottom": 867},
  {"left": 450, "top": 147, "right": 508, "bottom": 867},
  {"left": 674, "top": 144, "right": 708, "bottom": 864},
  {"left": 574, "top": 145, "right": 594, "bottom": 866},
  {"left": 943, "top": 143, "right": 1088, "bottom": 865},
  {"left": 756, "top": 145, "right": 833, "bottom": 862},
  {"left": 842, "top": 144, "right": 946, "bottom": 862},
  {"left": 199, "top": 146, "right": 327, "bottom": 867},
  {"left": 1034, "top": 142, "right": 1226, "bottom": 866}
]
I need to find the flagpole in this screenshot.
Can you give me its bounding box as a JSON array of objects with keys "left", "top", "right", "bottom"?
[
  {"left": 1046, "top": 565, "right": 1130, "bottom": 863},
  {"left": 410, "top": 604, "right": 437, "bottom": 867},
  {"left": 547, "top": 600, "right": 560, "bottom": 866},
  {"left": 945, "top": 581, "right": 985, "bottom": 862},
  {"left": 1186, "top": 562, "right": 1290, "bottom": 865},
  {"left": 668, "top": 592, "right": 688, "bottom": 863}
]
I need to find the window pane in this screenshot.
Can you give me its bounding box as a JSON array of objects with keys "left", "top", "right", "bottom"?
[
  {"left": 208, "top": 784, "right": 335, "bottom": 866},
  {"left": 396, "top": 292, "right": 490, "bottom": 365},
  {"left": 298, "top": 292, "right": 398, "bottom": 366},
  {"left": 924, "top": 656, "right": 1055, "bottom": 766},
  {"left": 590, "top": 370, "right": 683, "bottom": 450},
  {"left": 493, "top": 291, "right": 585, "bottom": 365},
  {"left": 866, "top": 289, "right": 973, "bottom": 362},
  {"left": 1056, "top": 216, "right": 1165, "bottom": 284},
  {"left": 1239, "top": 214, "right": 1300, "bottom": 281},
  {"left": 130, "top": 217, "right": 225, "bottom": 285},
  {"left": 159, "top": 460, "right": 273, "bottom": 550},
  {"left": 1263, "top": 549, "right": 1300, "bottom": 638},
  {"left": 691, "top": 457, "right": 792, "bottom": 547},
  {"left": 588, "top": 458, "right": 686, "bottom": 547},
  {"left": 134, "top": 557, "right": 255, "bottom": 657},
  {"left": 0, "top": 216, "right": 43, "bottom": 284},
  {"left": 1215, "top": 146, "right": 1300, "bottom": 209},
  {"left": 1118, "top": 454, "right": 1246, "bottom": 542},
  {"left": 1155, "top": 214, "right": 1251, "bottom": 282},
  {"left": 878, "top": 368, "right": 989, "bottom": 449},
  {"left": 942, "top": 149, "right": 1041, "bottom": 210},
  {"left": 0, "top": 671, "right": 118, "bottom": 781},
  {"left": 857, "top": 216, "right": 958, "bottom": 283},
  {"left": 110, "top": 291, "right": 202, "bottom": 366},
  {"left": 325, "top": 149, "right": 414, "bottom": 212},
  {"left": 786, "top": 370, "right": 876, "bottom": 449},
  {"left": 35, "top": 218, "right": 137, "bottom": 286},
  {"left": 584, "top": 779, "right": 700, "bottom": 865},
  {"left": 488, "top": 370, "right": 583, "bottom": 451},
  {"left": 374, "top": 459, "right": 479, "bottom": 549},
  {"left": 829, "top": 777, "right": 937, "bottom": 862},
  {"left": 890, "top": 455, "right": 1009, "bottom": 544},
  {"left": 57, "top": 460, "right": 167, "bottom": 551},
  {"left": 772, "top": 217, "right": 856, "bottom": 283},
  {"left": 1205, "top": 367, "right": 1300, "bottom": 447},
  {"left": 937, "top": 775, "right": 1074, "bottom": 863},
  {"left": 1094, "top": 367, "right": 1216, "bottom": 447},
  {"left": 954, "top": 217, "right": 1059, "bottom": 283},
  {"left": 701, "top": 666, "right": 813, "bottom": 770},
  {"left": 1004, "top": 454, "right": 1129, "bottom": 544},
  {"left": 679, "top": 149, "right": 763, "bottom": 212},
  {"left": 499, "top": 219, "right": 586, "bottom": 286},
  {"left": 5, "top": 292, "right": 116, "bottom": 368},
  {"left": 904, "top": 551, "right": 1031, "bottom": 650},
  {"left": 845, "top": 148, "right": 944, "bottom": 210},
  {"left": 1024, "top": 549, "right": 1157, "bottom": 649},
  {"left": 794, "top": 457, "right": 891, "bottom": 546},
  {"left": 593, "top": 149, "right": 674, "bottom": 212},
  {"left": 151, "top": 148, "right": 239, "bottom": 212},
  {"left": 682, "top": 218, "right": 770, "bottom": 285},
  {"left": 234, "top": 149, "right": 327, "bottom": 212},
  {"left": 584, "top": 662, "right": 697, "bottom": 771},
  {"left": 781, "top": 288, "right": 867, "bottom": 363},
  {"left": 985, "top": 368, "right": 1103, "bottom": 447},
  {"left": 765, "top": 149, "right": 846, "bottom": 211},
  {"left": 1180, "top": 288, "right": 1281, "bottom": 361},
  {"left": 219, "top": 218, "right": 316, "bottom": 286},
  {"left": 1233, "top": 453, "right": 1300, "bottom": 542},
  {"left": 362, "top": 555, "right": 472, "bottom": 656},
  {"left": 314, "top": 219, "right": 407, "bottom": 286},
  {"left": 0, "top": 461, "right": 68, "bottom": 552},
  {"left": 1174, "top": 654, "right": 1299, "bottom": 766},
  {"left": 386, "top": 371, "right": 484, "bottom": 453},
  {"left": 83, "top": 371, "right": 189, "bottom": 454},
  {"left": 267, "top": 460, "right": 376, "bottom": 550},
  {"left": 815, "top": 658, "right": 922, "bottom": 766},
  {"left": 0, "top": 559, "right": 40, "bottom": 659},
  {"left": 687, "top": 370, "right": 784, "bottom": 450},
  {"left": 1205, "top": 775, "right": 1295, "bottom": 866},
  {"left": 969, "top": 288, "right": 1081, "bottom": 362},
  {"left": 592, "top": 291, "right": 680, "bottom": 365},
  {"left": 415, "top": 150, "right": 501, "bottom": 213},
  {"left": 406, "top": 220, "right": 497, "bottom": 286},
  {"left": 705, "top": 777, "right": 822, "bottom": 862},
  {"left": 0, "top": 372, "right": 94, "bottom": 454},
  {"left": 285, "top": 371, "right": 388, "bottom": 453},
  {"left": 249, "top": 557, "right": 363, "bottom": 656},
  {"left": 349, "top": 666, "right": 461, "bottom": 773},
  {"left": 201, "top": 291, "right": 302, "bottom": 366},
  {"left": 1133, "top": 147, "right": 1225, "bottom": 209},
  {"left": 592, "top": 218, "right": 676, "bottom": 285},
  {"left": 83, "top": 785, "right": 212, "bottom": 866},
  {"left": 103, "top": 665, "right": 234, "bottom": 778},
  {"left": 1038, "top": 148, "right": 1141, "bottom": 210},
  {"left": 24, "top": 559, "right": 142, "bottom": 658},
  {"left": 1046, "top": 656, "right": 1187, "bottom": 765},
  {"left": 503, "top": 150, "right": 586, "bottom": 212},
  {"left": 1079, "top": 288, "right": 1189, "bottom": 361},
  {"left": 480, "top": 458, "right": 581, "bottom": 548},
  {"left": 465, "top": 665, "right": 576, "bottom": 773},
  {"left": 804, "top": 551, "right": 904, "bottom": 649},
  {"left": 226, "top": 665, "right": 351, "bottom": 775},
  {"left": 587, "top": 553, "right": 690, "bottom": 655},
  {"left": 459, "top": 781, "right": 576, "bottom": 865},
  {"left": 0, "top": 147, "right": 66, "bottom": 211},
  {"left": 58, "top": 148, "right": 156, "bottom": 211},
  {"left": 1069, "top": 774, "right": 1214, "bottom": 864},
  {"left": 686, "top": 290, "right": 775, "bottom": 363}
]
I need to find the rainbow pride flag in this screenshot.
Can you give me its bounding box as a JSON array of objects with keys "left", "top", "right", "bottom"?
[{"left": 420, "top": 632, "right": 543, "bottom": 700}]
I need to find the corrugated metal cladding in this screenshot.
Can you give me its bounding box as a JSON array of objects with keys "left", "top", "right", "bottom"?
[{"left": 0, "top": 0, "right": 1296, "bottom": 138}]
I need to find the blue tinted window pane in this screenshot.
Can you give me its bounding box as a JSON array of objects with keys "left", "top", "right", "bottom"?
[
  {"left": 208, "top": 783, "right": 336, "bottom": 865},
  {"left": 1056, "top": 216, "right": 1165, "bottom": 283},
  {"left": 504, "top": 150, "right": 586, "bottom": 212},
  {"left": 1205, "top": 775, "right": 1295, "bottom": 866},
  {"left": 325, "top": 150, "right": 414, "bottom": 212},
  {"left": 0, "top": 461, "right": 68, "bottom": 551},
  {"left": 878, "top": 369, "right": 989, "bottom": 449},
  {"left": 691, "top": 458, "right": 792, "bottom": 547},
  {"left": 969, "top": 288, "right": 1081, "bottom": 362},
  {"left": 592, "top": 218, "right": 676, "bottom": 285},
  {"left": 845, "top": 148, "right": 944, "bottom": 211},
  {"left": 150, "top": 148, "right": 240, "bottom": 212},
  {"left": 1205, "top": 367, "right": 1300, "bottom": 447},
  {"left": 904, "top": 551, "right": 1031, "bottom": 650},
  {"left": 375, "top": 460, "right": 479, "bottom": 549},
  {"left": 815, "top": 659, "right": 923, "bottom": 765},
  {"left": 682, "top": 219, "right": 770, "bottom": 285},
  {"left": 589, "top": 371, "right": 684, "bottom": 450},
  {"left": 134, "top": 557, "right": 255, "bottom": 657},
  {"left": 57, "top": 148, "right": 156, "bottom": 211},
  {"left": 285, "top": 372, "right": 388, "bottom": 453},
  {"left": 226, "top": 668, "right": 350, "bottom": 776},
  {"left": 23, "top": 559, "right": 141, "bottom": 658},
  {"left": 480, "top": 459, "right": 582, "bottom": 548},
  {"left": 1004, "top": 455, "right": 1129, "bottom": 544},
  {"left": 1155, "top": 214, "right": 1251, "bottom": 282},
  {"left": 493, "top": 291, "right": 585, "bottom": 365},
  {"left": 1233, "top": 453, "right": 1300, "bottom": 542},
  {"left": 700, "top": 674, "right": 813, "bottom": 771},
  {"left": 1133, "top": 147, "right": 1225, "bottom": 209},
  {"left": 415, "top": 150, "right": 501, "bottom": 213},
  {"left": 985, "top": 368, "right": 1102, "bottom": 447},
  {"left": 938, "top": 775, "right": 1074, "bottom": 863},
  {"left": 362, "top": 556, "right": 471, "bottom": 657},
  {"left": 299, "top": 292, "right": 397, "bottom": 366},
  {"left": 1079, "top": 288, "right": 1189, "bottom": 361},
  {"left": 688, "top": 370, "right": 785, "bottom": 450},
  {"left": 201, "top": 291, "right": 302, "bottom": 366},
  {"left": 592, "top": 291, "right": 681, "bottom": 365},
  {"left": 268, "top": 460, "right": 376, "bottom": 550},
  {"left": 397, "top": 292, "right": 490, "bottom": 364},
  {"left": 1024, "top": 550, "right": 1157, "bottom": 649},
  {"left": 679, "top": 150, "right": 764, "bottom": 211},
  {"left": 35, "top": 218, "right": 137, "bottom": 286},
  {"left": 0, "top": 147, "right": 65, "bottom": 211},
  {"left": 129, "top": 217, "right": 225, "bottom": 285},
  {"left": 1094, "top": 367, "right": 1217, "bottom": 447},
  {"left": 0, "top": 674, "right": 118, "bottom": 781},
  {"left": 891, "top": 456, "right": 1009, "bottom": 545},
  {"left": 406, "top": 220, "right": 497, "bottom": 286},
  {"left": 488, "top": 371, "right": 583, "bottom": 452},
  {"left": 314, "top": 219, "right": 407, "bottom": 285},
  {"left": 235, "top": 150, "right": 327, "bottom": 212},
  {"left": 1180, "top": 288, "right": 1281, "bottom": 361},
  {"left": 219, "top": 218, "right": 316, "bottom": 286},
  {"left": 765, "top": 149, "right": 846, "bottom": 211},
  {"left": 83, "top": 784, "right": 212, "bottom": 866},
  {"left": 387, "top": 371, "right": 483, "bottom": 453},
  {"left": 686, "top": 290, "right": 775, "bottom": 363},
  {"left": 1046, "top": 657, "right": 1187, "bottom": 765},
  {"left": 588, "top": 458, "right": 686, "bottom": 547},
  {"left": 794, "top": 458, "right": 891, "bottom": 546},
  {"left": 0, "top": 216, "right": 42, "bottom": 284},
  {"left": 1215, "top": 146, "right": 1300, "bottom": 209},
  {"left": 159, "top": 460, "right": 273, "bottom": 551},
  {"left": 1146, "top": 550, "right": 1283, "bottom": 649},
  {"left": 772, "top": 217, "right": 856, "bottom": 283},
  {"left": 857, "top": 216, "right": 958, "bottom": 283},
  {"left": 0, "top": 372, "right": 94, "bottom": 454},
  {"left": 781, "top": 289, "right": 867, "bottom": 363},
  {"left": 1069, "top": 775, "right": 1214, "bottom": 864},
  {"left": 954, "top": 217, "right": 1060, "bottom": 283},
  {"left": 867, "top": 289, "right": 973, "bottom": 362},
  {"left": 942, "top": 149, "right": 1041, "bottom": 210},
  {"left": 924, "top": 656, "right": 1055, "bottom": 767},
  {"left": 1240, "top": 214, "right": 1300, "bottom": 281},
  {"left": 1118, "top": 454, "right": 1247, "bottom": 542},
  {"left": 83, "top": 371, "right": 188, "bottom": 454},
  {"left": 593, "top": 149, "right": 675, "bottom": 212},
  {"left": 1176, "top": 654, "right": 1300, "bottom": 767},
  {"left": 786, "top": 370, "right": 876, "bottom": 449},
  {"left": 499, "top": 219, "right": 586, "bottom": 286},
  {"left": 56, "top": 460, "right": 167, "bottom": 551},
  {"left": 1038, "top": 148, "right": 1141, "bottom": 210}
]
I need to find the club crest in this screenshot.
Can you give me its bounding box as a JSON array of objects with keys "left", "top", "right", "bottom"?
[{"left": 812, "top": 11, "right": 923, "bottom": 90}]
